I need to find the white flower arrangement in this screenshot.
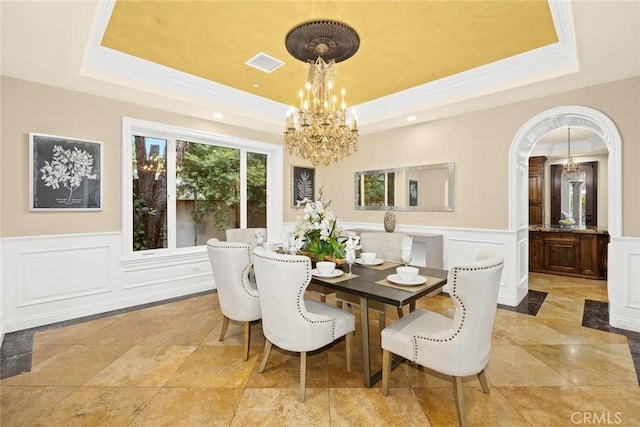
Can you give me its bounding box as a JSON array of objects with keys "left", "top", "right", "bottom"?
[{"left": 290, "top": 195, "right": 346, "bottom": 261}]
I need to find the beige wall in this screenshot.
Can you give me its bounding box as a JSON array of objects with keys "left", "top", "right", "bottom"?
[
  {"left": 0, "top": 77, "right": 282, "bottom": 237},
  {"left": 2, "top": 76, "right": 639, "bottom": 238},
  {"left": 312, "top": 77, "right": 639, "bottom": 237}
]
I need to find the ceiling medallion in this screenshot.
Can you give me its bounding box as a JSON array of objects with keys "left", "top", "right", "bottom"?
[{"left": 284, "top": 20, "right": 360, "bottom": 166}]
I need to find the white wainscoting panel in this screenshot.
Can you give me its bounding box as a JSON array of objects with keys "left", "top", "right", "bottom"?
[
  {"left": 2, "top": 232, "right": 214, "bottom": 333},
  {"left": 122, "top": 251, "right": 211, "bottom": 290},
  {"left": 608, "top": 237, "right": 640, "bottom": 332},
  {"left": 17, "top": 245, "right": 112, "bottom": 306},
  {"left": 5, "top": 229, "right": 638, "bottom": 334}
]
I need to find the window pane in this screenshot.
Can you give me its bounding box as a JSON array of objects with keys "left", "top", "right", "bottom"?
[
  {"left": 132, "top": 136, "right": 168, "bottom": 251},
  {"left": 247, "top": 152, "right": 267, "bottom": 228},
  {"left": 175, "top": 141, "right": 240, "bottom": 247},
  {"left": 387, "top": 172, "right": 395, "bottom": 206},
  {"left": 364, "top": 173, "right": 386, "bottom": 206}
]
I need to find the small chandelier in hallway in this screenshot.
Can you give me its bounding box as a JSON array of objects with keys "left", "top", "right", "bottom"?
[
  {"left": 284, "top": 20, "right": 359, "bottom": 166},
  {"left": 562, "top": 127, "right": 581, "bottom": 182}
]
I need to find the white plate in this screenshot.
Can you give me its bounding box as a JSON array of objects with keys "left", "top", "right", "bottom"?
[
  {"left": 386, "top": 274, "right": 427, "bottom": 286},
  {"left": 311, "top": 269, "right": 344, "bottom": 278},
  {"left": 356, "top": 258, "right": 384, "bottom": 266}
]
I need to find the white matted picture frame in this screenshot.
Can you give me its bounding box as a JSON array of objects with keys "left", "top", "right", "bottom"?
[
  {"left": 29, "top": 132, "right": 103, "bottom": 211},
  {"left": 291, "top": 166, "right": 315, "bottom": 207}
]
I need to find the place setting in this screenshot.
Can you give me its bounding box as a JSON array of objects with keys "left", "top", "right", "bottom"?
[
  {"left": 355, "top": 251, "right": 396, "bottom": 270},
  {"left": 376, "top": 265, "right": 434, "bottom": 291},
  {"left": 311, "top": 261, "right": 358, "bottom": 282}
]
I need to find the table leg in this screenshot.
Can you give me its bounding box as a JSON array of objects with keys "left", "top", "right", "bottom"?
[
  {"left": 359, "top": 298, "right": 407, "bottom": 387},
  {"left": 359, "top": 296, "right": 371, "bottom": 388}
]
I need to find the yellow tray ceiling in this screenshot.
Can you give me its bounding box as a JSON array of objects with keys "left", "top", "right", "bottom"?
[{"left": 102, "top": 0, "right": 558, "bottom": 107}]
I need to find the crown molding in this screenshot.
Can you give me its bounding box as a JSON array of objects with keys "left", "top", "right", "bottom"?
[
  {"left": 355, "top": 1, "right": 577, "bottom": 128},
  {"left": 530, "top": 137, "right": 608, "bottom": 157},
  {"left": 81, "top": 1, "right": 577, "bottom": 136}
]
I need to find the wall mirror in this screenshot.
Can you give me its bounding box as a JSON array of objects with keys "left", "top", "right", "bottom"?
[{"left": 354, "top": 162, "right": 455, "bottom": 211}]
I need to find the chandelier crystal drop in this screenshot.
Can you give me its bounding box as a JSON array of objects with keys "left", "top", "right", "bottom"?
[
  {"left": 562, "top": 127, "right": 581, "bottom": 182},
  {"left": 284, "top": 20, "right": 360, "bottom": 166}
]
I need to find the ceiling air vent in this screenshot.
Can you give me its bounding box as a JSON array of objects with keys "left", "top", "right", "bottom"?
[{"left": 245, "top": 52, "right": 285, "bottom": 73}]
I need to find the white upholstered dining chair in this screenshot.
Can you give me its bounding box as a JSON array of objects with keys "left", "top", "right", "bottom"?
[
  {"left": 206, "top": 239, "right": 262, "bottom": 361},
  {"left": 225, "top": 228, "right": 266, "bottom": 251},
  {"left": 380, "top": 251, "right": 504, "bottom": 427},
  {"left": 252, "top": 247, "right": 355, "bottom": 402},
  {"left": 336, "top": 231, "right": 410, "bottom": 329}
]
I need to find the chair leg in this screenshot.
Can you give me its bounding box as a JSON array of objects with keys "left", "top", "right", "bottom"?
[
  {"left": 337, "top": 300, "right": 343, "bottom": 309},
  {"left": 258, "top": 340, "right": 272, "bottom": 373},
  {"left": 345, "top": 332, "right": 353, "bottom": 372},
  {"left": 453, "top": 376, "right": 467, "bottom": 427},
  {"left": 477, "top": 369, "right": 490, "bottom": 393},
  {"left": 381, "top": 349, "right": 391, "bottom": 396},
  {"left": 243, "top": 321, "right": 251, "bottom": 361},
  {"left": 299, "top": 351, "right": 307, "bottom": 402},
  {"left": 320, "top": 294, "right": 326, "bottom": 303},
  {"left": 219, "top": 315, "right": 230, "bottom": 341}
]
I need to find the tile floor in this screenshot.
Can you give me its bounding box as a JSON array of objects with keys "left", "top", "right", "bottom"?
[{"left": 1, "top": 273, "right": 639, "bottom": 426}]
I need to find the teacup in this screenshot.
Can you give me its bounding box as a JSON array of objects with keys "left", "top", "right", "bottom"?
[
  {"left": 360, "top": 252, "right": 377, "bottom": 264},
  {"left": 396, "top": 266, "right": 419, "bottom": 282},
  {"left": 316, "top": 261, "right": 336, "bottom": 275}
]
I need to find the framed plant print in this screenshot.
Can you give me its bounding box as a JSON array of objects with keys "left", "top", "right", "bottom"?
[
  {"left": 409, "top": 179, "right": 418, "bottom": 207},
  {"left": 292, "top": 166, "right": 315, "bottom": 207},
  {"left": 29, "top": 132, "right": 103, "bottom": 211}
]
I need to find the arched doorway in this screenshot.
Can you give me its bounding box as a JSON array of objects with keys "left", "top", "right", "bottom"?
[{"left": 508, "top": 105, "right": 622, "bottom": 303}]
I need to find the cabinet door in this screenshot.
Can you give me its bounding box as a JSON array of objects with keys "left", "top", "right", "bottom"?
[
  {"left": 544, "top": 234, "right": 580, "bottom": 274},
  {"left": 528, "top": 157, "right": 546, "bottom": 225},
  {"left": 529, "top": 232, "right": 544, "bottom": 271},
  {"left": 578, "top": 234, "right": 609, "bottom": 278}
]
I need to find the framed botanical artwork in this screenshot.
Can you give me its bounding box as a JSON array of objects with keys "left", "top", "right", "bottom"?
[
  {"left": 292, "top": 166, "right": 315, "bottom": 207},
  {"left": 29, "top": 132, "right": 103, "bottom": 211},
  {"left": 409, "top": 179, "right": 418, "bottom": 207}
]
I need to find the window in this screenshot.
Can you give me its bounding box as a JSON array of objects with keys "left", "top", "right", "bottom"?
[{"left": 123, "top": 117, "right": 282, "bottom": 258}]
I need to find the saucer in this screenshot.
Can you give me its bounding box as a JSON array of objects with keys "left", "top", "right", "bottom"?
[
  {"left": 311, "top": 269, "right": 344, "bottom": 279},
  {"left": 386, "top": 274, "right": 427, "bottom": 286},
  {"left": 356, "top": 258, "right": 384, "bottom": 266}
]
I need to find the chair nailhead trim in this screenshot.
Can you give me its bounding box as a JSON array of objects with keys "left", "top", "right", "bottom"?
[
  {"left": 412, "top": 261, "right": 503, "bottom": 362},
  {"left": 253, "top": 251, "right": 335, "bottom": 334},
  {"left": 209, "top": 243, "right": 258, "bottom": 299}
]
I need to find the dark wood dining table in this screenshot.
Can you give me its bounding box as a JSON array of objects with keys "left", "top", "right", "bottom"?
[{"left": 309, "top": 261, "right": 448, "bottom": 387}]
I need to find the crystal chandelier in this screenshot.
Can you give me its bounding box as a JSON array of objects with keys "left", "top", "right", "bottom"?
[
  {"left": 284, "top": 20, "right": 360, "bottom": 166},
  {"left": 562, "top": 127, "right": 582, "bottom": 182}
]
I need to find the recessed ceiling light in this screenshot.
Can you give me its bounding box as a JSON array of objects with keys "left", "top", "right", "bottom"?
[
  {"left": 252, "top": 83, "right": 260, "bottom": 88},
  {"left": 212, "top": 113, "right": 224, "bottom": 119},
  {"left": 407, "top": 115, "right": 417, "bottom": 122}
]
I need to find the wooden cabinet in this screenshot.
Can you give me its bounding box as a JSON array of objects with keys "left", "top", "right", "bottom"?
[
  {"left": 529, "top": 231, "right": 544, "bottom": 271},
  {"left": 529, "top": 229, "right": 608, "bottom": 279},
  {"left": 528, "top": 156, "right": 546, "bottom": 225},
  {"left": 544, "top": 233, "right": 580, "bottom": 275}
]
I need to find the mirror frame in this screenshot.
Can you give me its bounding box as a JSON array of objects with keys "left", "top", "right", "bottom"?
[{"left": 354, "top": 162, "right": 455, "bottom": 211}]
